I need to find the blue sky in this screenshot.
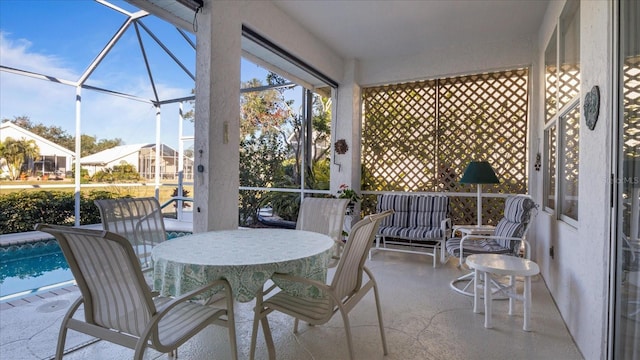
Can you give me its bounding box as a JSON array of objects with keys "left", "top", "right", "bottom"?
[{"left": 0, "top": 0, "right": 279, "bottom": 150}]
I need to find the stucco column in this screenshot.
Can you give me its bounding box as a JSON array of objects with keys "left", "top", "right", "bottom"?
[
  {"left": 193, "top": 1, "right": 241, "bottom": 232},
  {"left": 333, "top": 59, "right": 362, "bottom": 220}
]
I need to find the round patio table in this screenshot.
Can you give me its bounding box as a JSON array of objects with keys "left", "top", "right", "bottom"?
[{"left": 151, "top": 228, "right": 335, "bottom": 302}]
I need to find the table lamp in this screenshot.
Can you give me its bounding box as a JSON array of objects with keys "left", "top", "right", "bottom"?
[{"left": 460, "top": 161, "right": 500, "bottom": 225}]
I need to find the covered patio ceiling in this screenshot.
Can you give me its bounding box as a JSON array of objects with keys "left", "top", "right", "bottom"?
[{"left": 130, "top": 0, "right": 550, "bottom": 62}]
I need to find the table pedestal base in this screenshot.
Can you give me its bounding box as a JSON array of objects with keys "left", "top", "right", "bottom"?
[{"left": 450, "top": 271, "right": 510, "bottom": 300}]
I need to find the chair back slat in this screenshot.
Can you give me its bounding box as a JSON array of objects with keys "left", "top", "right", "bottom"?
[
  {"left": 296, "top": 198, "right": 350, "bottom": 241},
  {"left": 37, "top": 225, "right": 155, "bottom": 337},
  {"left": 95, "top": 197, "right": 166, "bottom": 269},
  {"left": 332, "top": 211, "right": 392, "bottom": 300}
]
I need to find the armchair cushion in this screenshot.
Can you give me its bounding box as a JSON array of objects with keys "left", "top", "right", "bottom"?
[
  {"left": 377, "top": 194, "right": 410, "bottom": 228},
  {"left": 380, "top": 226, "right": 443, "bottom": 240},
  {"left": 445, "top": 237, "right": 512, "bottom": 257},
  {"left": 494, "top": 196, "right": 536, "bottom": 250},
  {"left": 503, "top": 195, "right": 536, "bottom": 224},
  {"left": 409, "top": 195, "right": 449, "bottom": 230}
]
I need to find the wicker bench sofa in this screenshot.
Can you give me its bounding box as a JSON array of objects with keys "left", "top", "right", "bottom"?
[{"left": 369, "top": 193, "right": 451, "bottom": 267}]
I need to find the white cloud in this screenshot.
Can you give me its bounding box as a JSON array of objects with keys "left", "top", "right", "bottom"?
[
  {"left": 0, "top": 32, "right": 194, "bottom": 148},
  {"left": 0, "top": 31, "right": 79, "bottom": 81}
]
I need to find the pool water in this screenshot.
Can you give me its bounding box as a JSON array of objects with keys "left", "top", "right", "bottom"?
[
  {"left": 0, "top": 239, "right": 73, "bottom": 301},
  {"left": 0, "top": 231, "right": 192, "bottom": 302}
]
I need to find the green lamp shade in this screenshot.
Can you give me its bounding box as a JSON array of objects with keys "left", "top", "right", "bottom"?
[{"left": 460, "top": 161, "right": 500, "bottom": 184}]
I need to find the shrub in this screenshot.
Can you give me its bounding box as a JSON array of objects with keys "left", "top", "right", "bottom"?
[{"left": 0, "top": 190, "right": 126, "bottom": 234}]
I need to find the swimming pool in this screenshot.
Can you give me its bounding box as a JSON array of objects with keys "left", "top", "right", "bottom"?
[
  {"left": 0, "top": 239, "right": 73, "bottom": 301},
  {"left": 0, "top": 230, "right": 192, "bottom": 302}
]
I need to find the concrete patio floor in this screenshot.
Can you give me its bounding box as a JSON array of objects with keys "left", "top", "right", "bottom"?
[{"left": 0, "top": 250, "right": 583, "bottom": 360}]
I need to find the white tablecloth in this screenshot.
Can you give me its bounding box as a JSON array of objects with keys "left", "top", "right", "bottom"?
[{"left": 152, "top": 229, "right": 334, "bottom": 302}]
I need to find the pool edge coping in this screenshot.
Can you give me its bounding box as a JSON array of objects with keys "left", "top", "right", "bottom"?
[{"left": 0, "top": 285, "right": 79, "bottom": 311}]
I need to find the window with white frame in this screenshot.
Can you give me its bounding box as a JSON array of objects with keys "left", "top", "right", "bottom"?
[
  {"left": 559, "top": 103, "right": 580, "bottom": 222},
  {"left": 543, "top": 0, "right": 580, "bottom": 224},
  {"left": 544, "top": 123, "right": 557, "bottom": 210}
]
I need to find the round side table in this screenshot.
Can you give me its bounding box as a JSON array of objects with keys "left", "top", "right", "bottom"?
[{"left": 466, "top": 253, "right": 540, "bottom": 331}]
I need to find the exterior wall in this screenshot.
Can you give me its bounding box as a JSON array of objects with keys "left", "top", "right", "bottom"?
[
  {"left": 83, "top": 153, "right": 139, "bottom": 176},
  {"left": 0, "top": 123, "right": 74, "bottom": 175},
  {"left": 533, "top": 1, "right": 612, "bottom": 359}
]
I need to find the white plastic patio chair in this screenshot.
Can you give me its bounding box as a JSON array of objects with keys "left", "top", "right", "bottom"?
[
  {"left": 36, "top": 224, "right": 237, "bottom": 360},
  {"left": 249, "top": 210, "right": 393, "bottom": 360},
  {"left": 296, "top": 197, "right": 350, "bottom": 267},
  {"left": 94, "top": 197, "right": 166, "bottom": 272}
]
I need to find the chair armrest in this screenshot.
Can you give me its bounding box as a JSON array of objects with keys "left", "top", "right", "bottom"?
[
  {"left": 441, "top": 218, "right": 452, "bottom": 238},
  {"left": 271, "top": 273, "right": 347, "bottom": 309},
  {"left": 459, "top": 234, "right": 531, "bottom": 263},
  {"left": 153, "top": 278, "right": 231, "bottom": 317},
  {"left": 271, "top": 273, "right": 331, "bottom": 293}
]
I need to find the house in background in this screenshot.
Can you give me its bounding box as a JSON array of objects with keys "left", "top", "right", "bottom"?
[
  {"left": 0, "top": 121, "right": 75, "bottom": 178},
  {"left": 80, "top": 143, "right": 194, "bottom": 180}
]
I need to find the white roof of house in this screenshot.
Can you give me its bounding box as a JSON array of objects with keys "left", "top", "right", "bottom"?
[
  {"left": 0, "top": 121, "right": 75, "bottom": 157},
  {"left": 80, "top": 143, "right": 154, "bottom": 165}
]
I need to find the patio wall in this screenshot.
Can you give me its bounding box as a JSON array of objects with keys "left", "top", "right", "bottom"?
[
  {"left": 193, "top": 0, "right": 611, "bottom": 358},
  {"left": 533, "top": 1, "right": 612, "bottom": 358}
]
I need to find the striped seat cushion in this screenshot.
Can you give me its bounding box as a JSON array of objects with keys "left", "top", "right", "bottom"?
[
  {"left": 445, "top": 237, "right": 512, "bottom": 257},
  {"left": 378, "top": 225, "right": 443, "bottom": 240},
  {"left": 376, "top": 194, "right": 449, "bottom": 242}
]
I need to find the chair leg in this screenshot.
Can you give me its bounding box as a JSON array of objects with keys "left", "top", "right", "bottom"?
[
  {"left": 55, "top": 326, "right": 69, "bottom": 360},
  {"left": 133, "top": 343, "right": 146, "bottom": 360},
  {"left": 225, "top": 293, "right": 238, "bottom": 360},
  {"left": 56, "top": 298, "right": 83, "bottom": 360},
  {"left": 261, "top": 317, "right": 276, "bottom": 360},
  {"left": 338, "top": 308, "right": 355, "bottom": 360},
  {"left": 250, "top": 291, "right": 276, "bottom": 360},
  {"left": 373, "top": 281, "right": 389, "bottom": 355},
  {"left": 432, "top": 244, "right": 437, "bottom": 268},
  {"left": 249, "top": 303, "right": 262, "bottom": 360}
]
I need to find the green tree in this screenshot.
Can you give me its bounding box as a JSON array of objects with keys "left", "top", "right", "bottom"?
[
  {"left": 79, "top": 134, "right": 123, "bottom": 157},
  {"left": 0, "top": 137, "right": 40, "bottom": 179},
  {"left": 239, "top": 133, "right": 291, "bottom": 224},
  {"left": 240, "top": 78, "right": 292, "bottom": 137},
  {"left": 5, "top": 116, "right": 74, "bottom": 150},
  {"left": 285, "top": 94, "right": 333, "bottom": 190},
  {"left": 92, "top": 163, "right": 140, "bottom": 182},
  {"left": 3, "top": 116, "right": 123, "bottom": 156},
  {"left": 238, "top": 74, "right": 300, "bottom": 223}
]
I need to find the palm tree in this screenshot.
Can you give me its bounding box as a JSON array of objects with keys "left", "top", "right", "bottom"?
[{"left": 0, "top": 137, "right": 40, "bottom": 180}]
